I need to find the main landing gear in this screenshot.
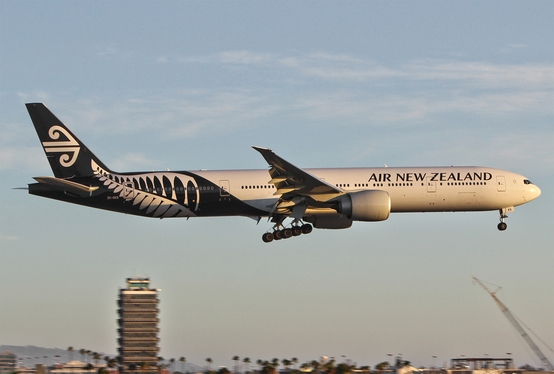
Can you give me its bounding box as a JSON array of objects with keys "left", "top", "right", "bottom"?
[{"left": 262, "top": 223, "right": 313, "bottom": 243}]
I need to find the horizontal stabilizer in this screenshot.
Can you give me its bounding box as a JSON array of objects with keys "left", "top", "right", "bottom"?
[{"left": 33, "top": 176, "right": 99, "bottom": 197}]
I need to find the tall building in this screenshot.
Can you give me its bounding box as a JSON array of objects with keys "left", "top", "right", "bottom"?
[
  {"left": 118, "top": 277, "right": 160, "bottom": 374},
  {"left": 0, "top": 351, "right": 16, "bottom": 374}
]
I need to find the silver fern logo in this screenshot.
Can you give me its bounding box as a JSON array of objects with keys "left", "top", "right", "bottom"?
[
  {"left": 91, "top": 160, "right": 198, "bottom": 218},
  {"left": 42, "top": 125, "right": 80, "bottom": 167}
]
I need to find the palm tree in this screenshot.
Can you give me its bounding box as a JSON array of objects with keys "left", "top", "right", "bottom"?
[
  {"left": 93, "top": 353, "right": 101, "bottom": 368},
  {"left": 170, "top": 358, "right": 176, "bottom": 373},
  {"left": 139, "top": 361, "right": 149, "bottom": 374},
  {"left": 67, "top": 348, "right": 74, "bottom": 374},
  {"left": 375, "top": 362, "right": 389, "bottom": 373},
  {"left": 179, "top": 357, "right": 187, "bottom": 374},
  {"left": 242, "top": 358, "right": 251, "bottom": 374},
  {"left": 291, "top": 359, "right": 298, "bottom": 371},
  {"left": 261, "top": 361, "right": 276, "bottom": 374},
  {"left": 206, "top": 358, "right": 213, "bottom": 372},
  {"left": 310, "top": 360, "right": 321, "bottom": 374},
  {"left": 335, "top": 363, "right": 352, "bottom": 374},
  {"left": 158, "top": 357, "right": 165, "bottom": 372},
  {"left": 323, "top": 359, "right": 336, "bottom": 374},
  {"left": 105, "top": 358, "right": 117, "bottom": 370},
  {"left": 282, "top": 360, "right": 292, "bottom": 372},
  {"left": 232, "top": 357, "right": 240, "bottom": 374},
  {"left": 80, "top": 350, "right": 86, "bottom": 365},
  {"left": 256, "top": 360, "right": 263, "bottom": 372}
]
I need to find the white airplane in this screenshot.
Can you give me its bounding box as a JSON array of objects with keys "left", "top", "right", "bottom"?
[{"left": 26, "top": 103, "right": 541, "bottom": 243}]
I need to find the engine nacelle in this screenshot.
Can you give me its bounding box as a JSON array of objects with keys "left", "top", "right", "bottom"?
[
  {"left": 305, "top": 212, "right": 353, "bottom": 229},
  {"left": 335, "top": 190, "right": 391, "bottom": 221}
]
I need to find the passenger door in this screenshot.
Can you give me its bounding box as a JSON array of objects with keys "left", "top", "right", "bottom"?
[
  {"left": 219, "top": 180, "right": 230, "bottom": 196},
  {"left": 496, "top": 176, "right": 506, "bottom": 192}
]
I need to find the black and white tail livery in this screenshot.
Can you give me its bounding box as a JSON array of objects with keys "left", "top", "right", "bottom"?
[
  {"left": 27, "top": 103, "right": 112, "bottom": 179},
  {"left": 26, "top": 103, "right": 541, "bottom": 243}
]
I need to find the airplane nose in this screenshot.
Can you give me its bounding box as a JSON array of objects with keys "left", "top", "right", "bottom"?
[{"left": 528, "top": 185, "right": 541, "bottom": 201}]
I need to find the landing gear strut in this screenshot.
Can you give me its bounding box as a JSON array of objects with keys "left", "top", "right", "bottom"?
[{"left": 498, "top": 209, "right": 508, "bottom": 231}]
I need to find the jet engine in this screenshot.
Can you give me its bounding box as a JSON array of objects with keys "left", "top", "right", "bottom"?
[{"left": 334, "top": 190, "right": 391, "bottom": 221}]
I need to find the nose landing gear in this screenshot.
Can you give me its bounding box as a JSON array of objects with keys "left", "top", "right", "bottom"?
[{"left": 497, "top": 208, "right": 511, "bottom": 231}]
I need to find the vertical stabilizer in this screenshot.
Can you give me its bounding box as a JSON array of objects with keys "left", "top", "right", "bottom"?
[{"left": 26, "top": 103, "right": 113, "bottom": 178}]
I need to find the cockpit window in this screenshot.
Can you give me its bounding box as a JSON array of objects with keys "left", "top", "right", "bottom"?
[{"left": 524, "top": 179, "right": 532, "bottom": 185}]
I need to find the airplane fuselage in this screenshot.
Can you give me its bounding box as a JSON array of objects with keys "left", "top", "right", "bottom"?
[{"left": 30, "top": 166, "right": 539, "bottom": 218}]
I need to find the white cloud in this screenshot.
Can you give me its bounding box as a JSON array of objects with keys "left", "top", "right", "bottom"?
[
  {"left": 13, "top": 52, "right": 551, "bottom": 174},
  {"left": 110, "top": 152, "right": 159, "bottom": 172},
  {"left": 405, "top": 60, "right": 554, "bottom": 89},
  {"left": 0, "top": 235, "right": 19, "bottom": 241},
  {"left": 97, "top": 42, "right": 118, "bottom": 57},
  {"left": 0, "top": 147, "right": 45, "bottom": 172},
  {"left": 166, "top": 50, "right": 554, "bottom": 92},
  {"left": 219, "top": 50, "right": 272, "bottom": 64},
  {"left": 17, "top": 91, "right": 52, "bottom": 104}
]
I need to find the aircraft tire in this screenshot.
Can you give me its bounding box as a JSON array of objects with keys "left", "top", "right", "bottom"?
[
  {"left": 301, "top": 224, "right": 313, "bottom": 234},
  {"left": 497, "top": 222, "right": 507, "bottom": 231},
  {"left": 292, "top": 226, "right": 302, "bottom": 236},
  {"left": 282, "top": 228, "right": 293, "bottom": 238},
  {"left": 274, "top": 230, "right": 283, "bottom": 240},
  {"left": 262, "top": 232, "right": 274, "bottom": 243}
]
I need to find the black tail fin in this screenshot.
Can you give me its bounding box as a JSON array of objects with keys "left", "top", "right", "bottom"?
[{"left": 26, "top": 103, "right": 113, "bottom": 178}]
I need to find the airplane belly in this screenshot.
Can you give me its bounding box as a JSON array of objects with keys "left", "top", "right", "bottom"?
[
  {"left": 390, "top": 189, "right": 493, "bottom": 212},
  {"left": 242, "top": 198, "right": 275, "bottom": 213}
]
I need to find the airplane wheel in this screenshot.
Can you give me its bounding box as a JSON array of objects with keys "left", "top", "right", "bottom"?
[
  {"left": 282, "top": 228, "right": 293, "bottom": 238},
  {"left": 497, "top": 222, "right": 507, "bottom": 231},
  {"left": 262, "top": 232, "right": 274, "bottom": 243},
  {"left": 273, "top": 230, "right": 283, "bottom": 240},
  {"left": 292, "top": 226, "right": 302, "bottom": 236},
  {"left": 301, "top": 224, "right": 313, "bottom": 234}
]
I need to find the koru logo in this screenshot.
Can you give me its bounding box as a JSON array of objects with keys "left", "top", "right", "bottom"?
[{"left": 42, "top": 125, "right": 80, "bottom": 167}]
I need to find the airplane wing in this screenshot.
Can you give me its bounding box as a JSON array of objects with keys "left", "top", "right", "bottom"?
[{"left": 252, "top": 146, "right": 342, "bottom": 197}]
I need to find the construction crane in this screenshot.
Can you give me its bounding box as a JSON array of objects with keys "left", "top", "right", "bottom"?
[{"left": 472, "top": 276, "right": 554, "bottom": 371}]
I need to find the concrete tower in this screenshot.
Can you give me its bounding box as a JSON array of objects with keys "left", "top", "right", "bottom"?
[{"left": 118, "top": 278, "right": 159, "bottom": 374}]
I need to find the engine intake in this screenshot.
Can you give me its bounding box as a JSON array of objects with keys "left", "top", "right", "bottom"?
[{"left": 335, "top": 190, "right": 390, "bottom": 221}]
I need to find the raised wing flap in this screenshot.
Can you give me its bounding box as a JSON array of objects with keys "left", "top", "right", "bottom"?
[
  {"left": 269, "top": 176, "right": 288, "bottom": 184},
  {"left": 252, "top": 146, "right": 342, "bottom": 196}
]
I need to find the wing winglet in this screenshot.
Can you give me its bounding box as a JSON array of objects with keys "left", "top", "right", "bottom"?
[{"left": 251, "top": 146, "right": 341, "bottom": 195}]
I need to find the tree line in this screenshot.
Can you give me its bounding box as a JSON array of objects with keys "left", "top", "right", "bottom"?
[{"left": 65, "top": 348, "right": 408, "bottom": 374}]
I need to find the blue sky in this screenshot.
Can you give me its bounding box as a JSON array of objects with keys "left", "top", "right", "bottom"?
[{"left": 1, "top": 0, "right": 553, "bottom": 370}]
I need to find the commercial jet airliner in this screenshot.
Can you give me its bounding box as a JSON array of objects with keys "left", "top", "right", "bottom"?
[{"left": 26, "top": 103, "right": 541, "bottom": 243}]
